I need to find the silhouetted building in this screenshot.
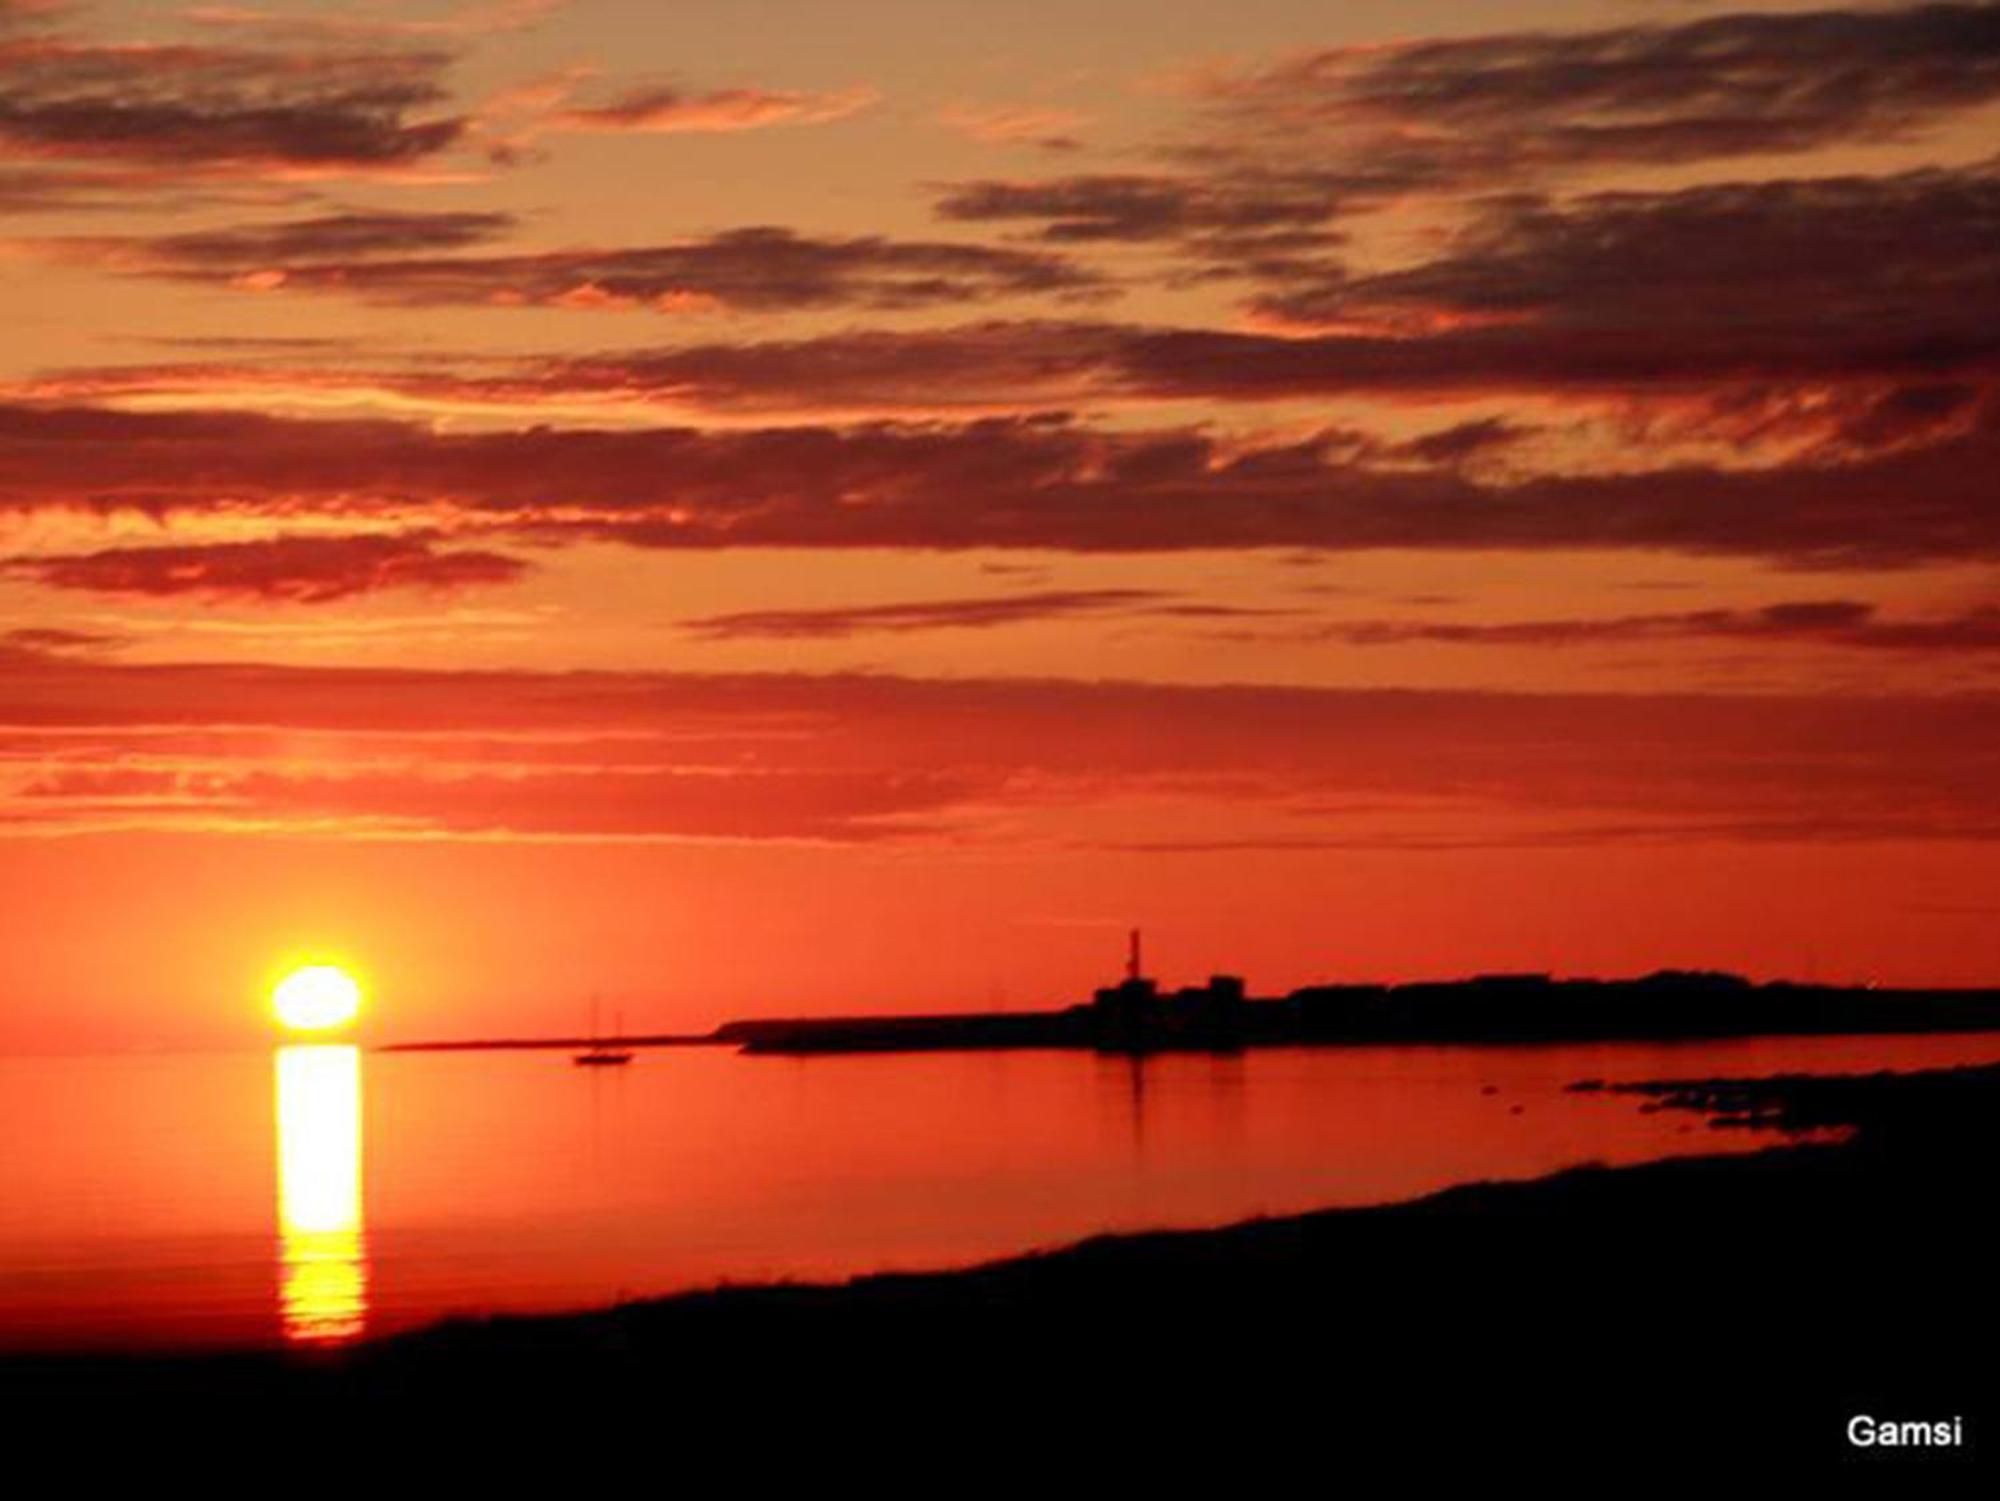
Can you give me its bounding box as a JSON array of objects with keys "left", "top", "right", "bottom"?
[
  {"left": 1164, "top": 974, "right": 1247, "bottom": 1050},
  {"left": 1090, "top": 931, "right": 1245, "bottom": 1052},
  {"left": 1091, "top": 932, "right": 1160, "bottom": 1052}
]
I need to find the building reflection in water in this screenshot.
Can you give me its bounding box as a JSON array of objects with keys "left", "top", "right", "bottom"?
[{"left": 274, "top": 1044, "right": 368, "bottom": 1345}]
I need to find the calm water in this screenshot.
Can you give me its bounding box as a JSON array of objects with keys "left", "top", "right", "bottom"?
[{"left": 4, "top": 1033, "right": 1999, "bottom": 1353}]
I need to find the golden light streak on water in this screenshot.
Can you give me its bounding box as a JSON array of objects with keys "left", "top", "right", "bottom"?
[{"left": 275, "top": 1044, "right": 368, "bottom": 1345}]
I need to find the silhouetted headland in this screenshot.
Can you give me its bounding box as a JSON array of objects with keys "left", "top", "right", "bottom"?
[
  {"left": 387, "top": 965, "right": 2000, "bottom": 1057},
  {"left": 720, "top": 969, "right": 2000, "bottom": 1056}
]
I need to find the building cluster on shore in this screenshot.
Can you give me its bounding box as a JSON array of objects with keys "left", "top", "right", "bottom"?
[
  {"left": 1089, "top": 929, "right": 1245, "bottom": 1052},
  {"left": 712, "top": 947, "right": 2000, "bottom": 1058}
]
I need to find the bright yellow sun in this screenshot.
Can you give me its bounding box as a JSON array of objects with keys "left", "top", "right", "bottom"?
[{"left": 272, "top": 965, "right": 364, "bottom": 1033}]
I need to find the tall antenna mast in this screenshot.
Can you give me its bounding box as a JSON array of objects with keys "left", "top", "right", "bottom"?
[{"left": 1127, "top": 927, "right": 1142, "bottom": 983}]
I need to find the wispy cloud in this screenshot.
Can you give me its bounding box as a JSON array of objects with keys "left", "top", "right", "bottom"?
[
  {"left": 4, "top": 395, "right": 1999, "bottom": 568},
  {"left": 684, "top": 589, "right": 1167, "bottom": 639},
  {"left": 552, "top": 82, "right": 877, "bottom": 134},
  {"left": 36, "top": 219, "right": 1104, "bottom": 313},
  {"left": 936, "top": 3, "right": 2000, "bottom": 293},
  {"left": 1249, "top": 601, "right": 2000, "bottom": 654},
  {"left": 5, "top": 532, "right": 530, "bottom": 603},
  {"left": 1201, "top": 3, "right": 2000, "bottom": 178},
  {"left": 6, "top": 642, "right": 2000, "bottom": 845},
  {"left": 0, "top": 38, "right": 468, "bottom": 182},
  {"left": 937, "top": 103, "right": 1089, "bottom": 152},
  {"left": 181, "top": 0, "right": 569, "bottom": 41}
]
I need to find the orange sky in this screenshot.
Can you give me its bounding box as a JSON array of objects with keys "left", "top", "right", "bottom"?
[{"left": 4, "top": 0, "right": 2000, "bottom": 1049}]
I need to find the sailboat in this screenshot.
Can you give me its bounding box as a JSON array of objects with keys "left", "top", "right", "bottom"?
[{"left": 573, "top": 996, "right": 634, "bottom": 1067}]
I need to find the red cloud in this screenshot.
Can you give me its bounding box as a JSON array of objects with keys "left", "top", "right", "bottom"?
[
  {"left": 937, "top": 104, "right": 1089, "bottom": 152},
  {"left": 682, "top": 589, "right": 1172, "bottom": 639},
  {"left": 6, "top": 645, "right": 2000, "bottom": 845},
  {"left": 3, "top": 395, "right": 2000, "bottom": 568},
  {"left": 6, "top": 532, "right": 529, "bottom": 603},
  {"left": 553, "top": 83, "right": 876, "bottom": 134},
  {"left": 1237, "top": 601, "right": 2000, "bottom": 654},
  {"left": 1208, "top": 4, "right": 2000, "bottom": 173},
  {"left": 930, "top": 5, "right": 2000, "bottom": 301},
  {"left": 0, "top": 38, "right": 466, "bottom": 181},
  {"left": 43, "top": 221, "right": 1102, "bottom": 314}
]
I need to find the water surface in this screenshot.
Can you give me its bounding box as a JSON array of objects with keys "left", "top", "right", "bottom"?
[{"left": 4, "top": 1032, "right": 1997, "bottom": 1352}]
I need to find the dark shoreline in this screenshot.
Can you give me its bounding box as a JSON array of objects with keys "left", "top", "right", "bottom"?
[{"left": 7, "top": 1059, "right": 1995, "bottom": 1470}]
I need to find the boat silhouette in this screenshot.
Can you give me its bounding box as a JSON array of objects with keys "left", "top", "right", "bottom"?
[{"left": 573, "top": 997, "right": 633, "bottom": 1067}]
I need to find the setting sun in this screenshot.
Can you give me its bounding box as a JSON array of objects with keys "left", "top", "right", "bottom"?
[{"left": 272, "top": 966, "right": 364, "bottom": 1033}]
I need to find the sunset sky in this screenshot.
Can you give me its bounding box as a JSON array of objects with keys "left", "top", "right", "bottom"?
[{"left": 5, "top": 0, "right": 2000, "bottom": 1050}]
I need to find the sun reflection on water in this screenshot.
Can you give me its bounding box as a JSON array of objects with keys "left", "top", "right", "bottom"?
[{"left": 275, "top": 1044, "right": 368, "bottom": 1345}]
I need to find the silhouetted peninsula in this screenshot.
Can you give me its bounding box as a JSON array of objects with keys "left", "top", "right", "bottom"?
[
  {"left": 386, "top": 965, "right": 2000, "bottom": 1057},
  {"left": 714, "top": 968, "right": 2000, "bottom": 1056}
]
